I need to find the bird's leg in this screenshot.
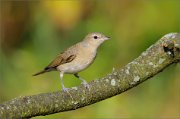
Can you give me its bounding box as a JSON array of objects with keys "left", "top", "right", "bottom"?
[
  {"left": 74, "top": 73, "right": 90, "bottom": 89},
  {"left": 60, "top": 72, "right": 69, "bottom": 92}
]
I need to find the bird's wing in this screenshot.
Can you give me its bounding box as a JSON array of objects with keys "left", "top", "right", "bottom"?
[{"left": 45, "top": 50, "right": 76, "bottom": 70}]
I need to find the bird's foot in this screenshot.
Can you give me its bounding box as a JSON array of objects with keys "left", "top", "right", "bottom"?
[
  {"left": 62, "top": 87, "right": 69, "bottom": 92},
  {"left": 81, "top": 81, "right": 90, "bottom": 90}
]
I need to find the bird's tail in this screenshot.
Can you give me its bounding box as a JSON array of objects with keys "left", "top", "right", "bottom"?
[{"left": 33, "top": 70, "right": 47, "bottom": 76}]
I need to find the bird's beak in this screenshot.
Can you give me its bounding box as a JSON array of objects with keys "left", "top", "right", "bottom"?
[{"left": 105, "top": 36, "right": 110, "bottom": 40}]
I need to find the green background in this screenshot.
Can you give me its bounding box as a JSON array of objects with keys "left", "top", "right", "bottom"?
[{"left": 0, "top": 0, "right": 180, "bottom": 119}]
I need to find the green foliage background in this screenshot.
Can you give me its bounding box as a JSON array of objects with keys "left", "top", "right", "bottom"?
[{"left": 0, "top": 0, "right": 180, "bottom": 118}]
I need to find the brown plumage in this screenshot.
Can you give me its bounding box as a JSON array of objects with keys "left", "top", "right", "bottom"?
[{"left": 33, "top": 52, "right": 76, "bottom": 76}]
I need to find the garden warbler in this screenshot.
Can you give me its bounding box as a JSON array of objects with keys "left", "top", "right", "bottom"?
[{"left": 33, "top": 32, "right": 110, "bottom": 91}]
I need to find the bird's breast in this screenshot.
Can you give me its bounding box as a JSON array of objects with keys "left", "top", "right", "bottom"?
[{"left": 57, "top": 50, "right": 97, "bottom": 74}]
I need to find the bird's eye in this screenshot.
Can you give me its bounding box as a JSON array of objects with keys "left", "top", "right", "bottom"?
[{"left": 93, "top": 35, "right": 98, "bottom": 39}]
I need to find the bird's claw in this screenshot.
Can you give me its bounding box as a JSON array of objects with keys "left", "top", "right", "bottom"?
[
  {"left": 81, "top": 81, "right": 90, "bottom": 90},
  {"left": 62, "top": 87, "right": 69, "bottom": 92}
]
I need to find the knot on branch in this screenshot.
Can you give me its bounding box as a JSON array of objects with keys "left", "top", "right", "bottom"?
[{"left": 162, "top": 33, "right": 180, "bottom": 62}]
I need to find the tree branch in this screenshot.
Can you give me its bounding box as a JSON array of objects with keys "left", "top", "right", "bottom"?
[{"left": 0, "top": 33, "right": 180, "bottom": 119}]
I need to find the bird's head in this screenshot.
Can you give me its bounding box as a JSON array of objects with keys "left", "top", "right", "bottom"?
[{"left": 84, "top": 32, "right": 110, "bottom": 47}]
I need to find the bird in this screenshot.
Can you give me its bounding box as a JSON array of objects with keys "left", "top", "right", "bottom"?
[{"left": 33, "top": 32, "right": 110, "bottom": 91}]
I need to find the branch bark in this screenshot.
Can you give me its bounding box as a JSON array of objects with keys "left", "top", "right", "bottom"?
[{"left": 0, "top": 33, "right": 180, "bottom": 119}]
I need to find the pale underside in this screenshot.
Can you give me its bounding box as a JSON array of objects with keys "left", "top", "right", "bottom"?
[{"left": 46, "top": 42, "right": 97, "bottom": 74}]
